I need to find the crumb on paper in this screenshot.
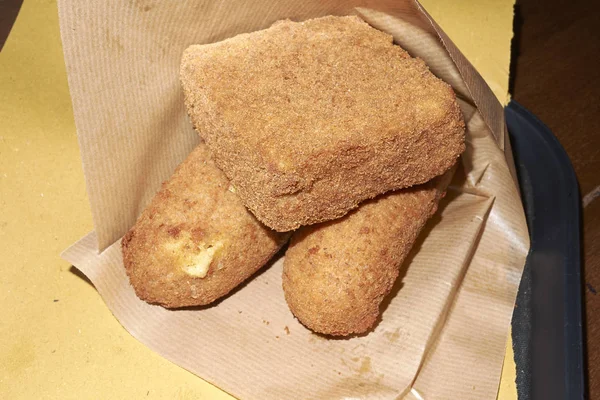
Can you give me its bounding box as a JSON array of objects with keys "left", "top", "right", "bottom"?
[
  {"left": 359, "top": 357, "right": 371, "bottom": 374},
  {"left": 383, "top": 328, "right": 400, "bottom": 342},
  {"left": 284, "top": 326, "right": 290, "bottom": 335}
]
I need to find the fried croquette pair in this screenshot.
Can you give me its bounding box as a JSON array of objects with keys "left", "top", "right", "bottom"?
[
  {"left": 181, "top": 15, "right": 465, "bottom": 232},
  {"left": 122, "top": 141, "right": 454, "bottom": 329}
]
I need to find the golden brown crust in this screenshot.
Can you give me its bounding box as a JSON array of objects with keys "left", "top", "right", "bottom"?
[
  {"left": 282, "top": 169, "right": 455, "bottom": 336},
  {"left": 121, "top": 143, "right": 289, "bottom": 308},
  {"left": 180, "top": 15, "right": 465, "bottom": 232}
]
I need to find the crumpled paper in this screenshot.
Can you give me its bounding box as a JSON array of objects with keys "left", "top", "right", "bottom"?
[{"left": 59, "top": 0, "right": 529, "bottom": 398}]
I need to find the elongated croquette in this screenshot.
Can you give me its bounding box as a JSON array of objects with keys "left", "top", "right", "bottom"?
[
  {"left": 282, "top": 169, "right": 455, "bottom": 336},
  {"left": 122, "top": 143, "right": 290, "bottom": 308}
]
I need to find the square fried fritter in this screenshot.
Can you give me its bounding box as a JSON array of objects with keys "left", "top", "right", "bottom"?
[{"left": 180, "top": 16, "right": 464, "bottom": 232}]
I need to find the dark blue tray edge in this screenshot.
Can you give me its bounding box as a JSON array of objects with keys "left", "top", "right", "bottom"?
[{"left": 506, "top": 101, "right": 585, "bottom": 400}]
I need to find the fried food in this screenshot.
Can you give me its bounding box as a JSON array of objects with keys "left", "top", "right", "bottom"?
[
  {"left": 180, "top": 15, "right": 465, "bottom": 232},
  {"left": 121, "top": 143, "right": 290, "bottom": 308},
  {"left": 282, "top": 169, "right": 455, "bottom": 336}
]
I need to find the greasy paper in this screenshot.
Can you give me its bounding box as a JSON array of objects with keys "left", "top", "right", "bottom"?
[{"left": 59, "top": 1, "right": 529, "bottom": 399}]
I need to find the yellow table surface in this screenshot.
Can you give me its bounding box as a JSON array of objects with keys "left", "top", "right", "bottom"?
[{"left": 0, "top": 1, "right": 517, "bottom": 398}]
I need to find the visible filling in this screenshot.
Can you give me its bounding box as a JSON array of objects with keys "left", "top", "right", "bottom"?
[{"left": 164, "top": 236, "right": 224, "bottom": 278}]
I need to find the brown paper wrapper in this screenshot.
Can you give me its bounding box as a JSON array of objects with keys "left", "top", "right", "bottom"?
[{"left": 59, "top": 1, "right": 529, "bottom": 398}]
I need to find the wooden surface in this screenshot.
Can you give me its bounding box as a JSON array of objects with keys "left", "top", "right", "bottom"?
[{"left": 511, "top": 0, "right": 600, "bottom": 397}]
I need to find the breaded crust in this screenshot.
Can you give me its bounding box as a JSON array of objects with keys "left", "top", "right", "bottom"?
[
  {"left": 282, "top": 169, "right": 455, "bottom": 336},
  {"left": 122, "top": 143, "right": 289, "bottom": 308},
  {"left": 180, "top": 16, "right": 465, "bottom": 232}
]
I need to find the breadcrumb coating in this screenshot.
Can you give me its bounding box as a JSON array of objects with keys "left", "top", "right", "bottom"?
[
  {"left": 122, "top": 143, "right": 290, "bottom": 308},
  {"left": 282, "top": 169, "right": 455, "bottom": 336},
  {"left": 180, "top": 16, "right": 465, "bottom": 231}
]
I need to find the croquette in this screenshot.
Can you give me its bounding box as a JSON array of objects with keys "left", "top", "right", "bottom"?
[
  {"left": 122, "top": 143, "right": 290, "bottom": 308},
  {"left": 180, "top": 15, "right": 465, "bottom": 232},
  {"left": 282, "top": 169, "right": 455, "bottom": 336}
]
